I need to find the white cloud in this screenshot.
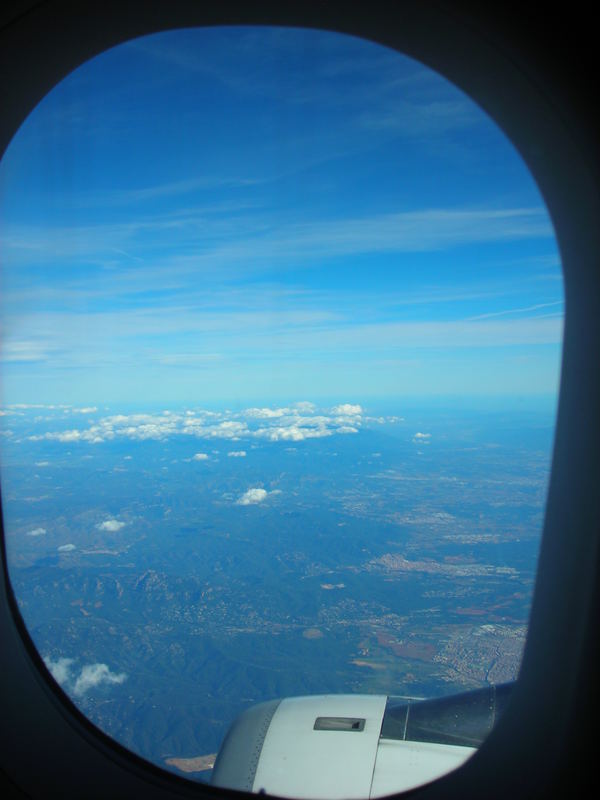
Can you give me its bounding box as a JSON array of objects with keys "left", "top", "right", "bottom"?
[
  {"left": 228, "top": 450, "right": 246, "bottom": 457},
  {"left": 43, "top": 656, "right": 75, "bottom": 686},
  {"left": 236, "top": 487, "right": 270, "bottom": 505},
  {"left": 413, "top": 432, "right": 432, "bottom": 444},
  {"left": 96, "top": 519, "right": 125, "bottom": 532},
  {"left": 207, "top": 420, "right": 247, "bottom": 438},
  {"left": 73, "top": 406, "right": 97, "bottom": 414},
  {"left": 293, "top": 401, "right": 317, "bottom": 413},
  {"left": 253, "top": 424, "right": 331, "bottom": 442},
  {"left": 73, "top": 663, "right": 127, "bottom": 696},
  {"left": 245, "top": 407, "right": 290, "bottom": 419},
  {"left": 27, "top": 527, "right": 46, "bottom": 536},
  {"left": 58, "top": 544, "right": 76, "bottom": 552},
  {"left": 43, "top": 657, "right": 127, "bottom": 696},
  {"left": 192, "top": 452, "right": 209, "bottom": 460},
  {"left": 48, "top": 430, "right": 82, "bottom": 442},
  {"left": 331, "top": 403, "right": 363, "bottom": 416},
  {"left": 35, "top": 461, "right": 50, "bottom": 467},
  {"left": 26, "top": 402, "right": 367, "bottom": 446}
]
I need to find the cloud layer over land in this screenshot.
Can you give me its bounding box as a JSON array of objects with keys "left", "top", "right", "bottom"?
[{"left": 25, "top": 402, "right": 372, "bottom": 445}]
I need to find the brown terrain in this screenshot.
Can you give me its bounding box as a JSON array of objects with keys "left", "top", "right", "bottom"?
[{"left": 165, "top": 754, "right": 216, "bottom": 774}]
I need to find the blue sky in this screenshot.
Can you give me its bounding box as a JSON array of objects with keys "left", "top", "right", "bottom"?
[{"left": 0, "top": 26, "right": 563, "bottom": 408}]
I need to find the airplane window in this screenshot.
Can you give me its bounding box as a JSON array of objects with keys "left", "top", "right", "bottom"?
[{"left": 0, "top": 25, "right": 563, "bottom": 797}]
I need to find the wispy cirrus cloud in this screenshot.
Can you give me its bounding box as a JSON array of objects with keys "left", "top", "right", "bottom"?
[
  {"left": 85, "top": 178, "right": 261, "bottom": 208},
  {"left": 0, "top": 27, "right": 563, "bottom": 405},
  {"left": 359, "top": 99, "right": 480, "bottom": 136},
  {"left": 0, "top": 340, "right": 57, "bottom": 363},
  {"left": 0, "top": 301, "right": 563, "bottom": 379},
  {"left": 0, "top": 206, "right": 553, "bottom": 272},
  {"left": 466, "top": 300, "right": 564, "bottom": 321}
]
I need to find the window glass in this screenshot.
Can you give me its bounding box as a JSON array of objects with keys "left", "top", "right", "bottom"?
[{"left": 0, "top": 26, "right": 563, "bottom": 794}]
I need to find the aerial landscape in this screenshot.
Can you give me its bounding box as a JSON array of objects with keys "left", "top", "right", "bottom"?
[
  {"left": 1, "top": 398, "right": 554, "bottom": 777},
  {"left": 0, "top": 24, "right": 562, "bottom": 787}
]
